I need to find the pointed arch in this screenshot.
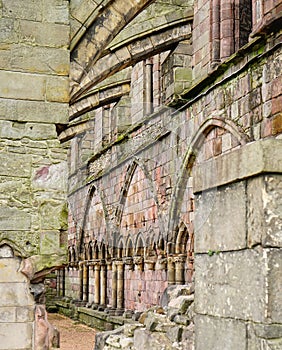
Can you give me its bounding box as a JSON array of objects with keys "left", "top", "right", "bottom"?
[
  {"left": 116, "top": 158, "right": 161, "bottom": 232},
  {"left": 125, "top": 236, "right": 134, "bottom": 257},
  {"left": 135, "top": 233, "right": 145, "bottom": 256},
  {"left": 93, "top": 240, "right": 99, "bottom": 260},
  {"left": 0, "top": 238, "right": 23, "bottom": 258},
  {"left": 167, "top": 117, "right": 250, "bottom": 237},
  {"left": 77, "top": 184, "right": 109, "bottom": 256},
  {"left": 116, "top": 236, "right": 125, "bottom": 259}
]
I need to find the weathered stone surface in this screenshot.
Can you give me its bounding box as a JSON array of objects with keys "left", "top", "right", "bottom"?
[
  {"left": 168, "top": 295, "right": 194, "bottom": 314},
  {"left": 133, "top": 329, "right": 172, "bottom": 350},
  {"left": 166, "top": 326, "right": 183, "bottom": 343},
  {"left": 247, "top": 322, "right": 282, "bottom": 350},
  {"left": 0, "top": 245, "right": 14, "bottom": 258},
  {"left": 160, "top": 284, "right": 194, "bottom": 307},
  {"left": 0, "top": 153, "right": 31, "bottom": 177},
  {"left": 247, "top": 174, "right": 282, "bottom": 248},
  {"left": 194, "top": 248, "right": 269, "bottom": 322},
  {"left": 0, "top": 207, "right": 31, "bottom": 231},
  {"left": 195, "top": 315, "right": 246, "bottom": 350},
  {"left": 193, "top": 139, "right": 282, "bottom": 192},
  {"left": 0, "top": 98, "right": 68, "bottom": 123},
  {"left": 195, "top": 181, "right": 247, "bottom": 253},
  {"left": 0, "top": 258, "right": 26, "bottom": 283},
  {"left": 268, "top": 248, "right": 282, "bottom": 323},
  {"left": 19, "top": 20, "right": 69, "bottom": 48},
  {"left": 0, "top": 70, "right": 46, "bottom": 101},
  {"left": 10, "top": 45, "right": 69, "bottom": 75},
  {"left": 0, "top": 322, "right": 33, "bottom": 349}
]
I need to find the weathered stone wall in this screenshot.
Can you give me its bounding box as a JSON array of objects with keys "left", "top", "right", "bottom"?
[
  {"left": 0, "top": 0, "right": 69, "bottom": 348},
  {"left": 54, "top": 0, "right": 282, "bottom": 349}
]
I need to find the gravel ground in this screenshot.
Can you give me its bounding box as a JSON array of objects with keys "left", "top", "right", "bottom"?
[{"left": 48, "top": 313, "right": 98, "bottom": 350}]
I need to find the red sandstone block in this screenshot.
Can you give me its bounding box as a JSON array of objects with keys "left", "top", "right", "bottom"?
[
  {"left": 264, "top": 0, "right": 274, "bottom": 14},
  {"left": 272, "top": 96, "right": 282, "bottom": 115},
  {"left": 271, "top": 76, "right": 282, "bottom": 99},
  {"left": 272, "top": 113, "right": 282, "bottom": 135}
]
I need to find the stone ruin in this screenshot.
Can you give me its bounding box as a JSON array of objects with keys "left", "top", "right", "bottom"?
[{"left": 0, "top": 0, "right": 281, "bottom": 349}]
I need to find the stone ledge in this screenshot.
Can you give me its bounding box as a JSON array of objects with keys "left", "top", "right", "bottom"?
[{"left": 193, "top": 138, "right": 282, "bottom": 193}]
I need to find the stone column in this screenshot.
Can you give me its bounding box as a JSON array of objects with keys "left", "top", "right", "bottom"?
[
  {"left": 220, "top": 0, "right": 235, "bottom": 59},
  {"left": 211, "top": 0, "right": 221, "bottom": 65},
  {"left": 116, "top": 260, "right": 124, "bottom": 312},
  {"left": 93, "top": 260, "right": 100, "bottom": 306},
  {"left": 167, "top": 256, "right": 175, "bottom": 285},
  {"left": 174, "top": 256, "right": 186, "bottom": 285},
  {"left": 79, "top": 261, "right": 84, "bottom": 301},
  {"left": 111, "top": 261, "right": 117, "bottom": 309},
  {"left": 145, "top": 58, "right": 153, "bottom": 115},
  {"left": 133, "top": 256, "right": 144, "bottom": 271},
  {"left": 56, "top": 269, "right": 60, "bottom": 297},
  {"left": 83, "top": 263, "right": 89, "bottom": 302},
  {"left": 58, "top": 268, "right": 66, "bottom": 297},
  {"left": 100, "top": 259, "right": 107, "bottom": 307}
]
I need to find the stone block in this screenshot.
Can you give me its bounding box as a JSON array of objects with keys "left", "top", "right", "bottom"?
[
  {"left": 195, "top": 315, "right": 247, "bottom": 350},
  {"left": 70, "top": 0, "right": 97, "bottom": 24},
  {"left": 0, "top": 283, "right": 34, "bottom": 307},
  {"left": 0, "top": 98, "right": 68, "bottom": 124},
  {"left": 173, "top": 315, "right": 190, "bottom": 326},
  {"left": 0, "top": 120, "right": 58, "bottom": 140},
  {"left": 166, "top": 326, "right": 183, "bottom": 343},
  {"left": 46, "top": 76, "right": 69, "bottom": 103},
  {"left": 2, "top": 0, "right": 42, "bottom": 21},
  {"left": 168, "top": 295, "right": 194, "bottom": 314},
  {"left": 42, "top": 0, "right": 69, "bottom": 24},
  {"left": 195, "top": 181, "right": 247, "bottom": 253},
  {"left": 0, "top": 71, "right": 45, "bottom": 101},
  {"left": 10, "top": 45, "right": 69, "bottom": 75},
  {"left": 193, "top": 139, "right": 282, "bottom": 192},
  {"left": 39, "top": 201, "right": 66, "bottom": 230},
  {"left": 0, "top": 258, "right": 26, "bottom": 283},
  {"left": 0, "top": 207, "right": 31, "bottom": 231},
  {"left": 0, "top": 307, "right": 16, "bottom": 322},
  {"left": 247, "top": 175, "right": 282, "bottom": 248},
  {"left": 268, "top": 248, "right": 282, "bottom": 323},
  {"left": 40, "top": 231, "right": 61, "bottom": 255},
  {"left": 0, "top": 18, "right": 16, "bottom": 44},
  {"left": 19, "top": 20, "right": 69, "bottom": 48},
  {"left": 247, "top": 322, "right": 282, "bottom": 350},
  {"left": 16, "top": 306, "right": 35, "bottom": 322},
  {"left": 133, "top": 329, "right": 172, "bottom": 350},
  {"left": 32, "top": 162, "right": 68, "bottom": 191},
  {"left": 0, "top": 322, "right": 33, "bottom": 349},
  {"left": 160, "top": 284, "right": 194, "bottom": 307},
  {"left": 194, "top": 248, "right": 269, "bottom": 322}
]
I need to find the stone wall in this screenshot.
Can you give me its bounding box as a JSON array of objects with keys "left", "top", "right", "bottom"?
[
  {"left": 59, "top": 1, "right": 282, "bottom": 349},
  {"left": 0, "top": 0, "right": 69, "bottom": 348}
]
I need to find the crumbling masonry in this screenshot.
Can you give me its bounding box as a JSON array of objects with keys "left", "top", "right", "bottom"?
[{"left": 0, "top": 0, "right": 281, "bottom": 349}]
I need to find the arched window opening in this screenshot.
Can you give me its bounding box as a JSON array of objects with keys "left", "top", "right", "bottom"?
[
  {"left": 126, "top": 238, "right": 134, "bottom": 257},
  {"left": 136, "top": 235, "right": 145, "bottom": 257},
  {"left": 117, "top": 240, "right": 124, "bottom": 259},
  {"left": 93, "top": 242, "right": 99, "bottom": 260}
]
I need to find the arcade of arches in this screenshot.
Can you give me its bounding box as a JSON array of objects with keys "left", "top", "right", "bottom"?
[{"left": 0, "top": 0, "right": 281, "bottom": 349}]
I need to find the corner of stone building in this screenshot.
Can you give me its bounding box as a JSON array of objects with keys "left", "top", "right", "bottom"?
[{"left": 0, "top": 0, "right": 70, "bottom": 348}]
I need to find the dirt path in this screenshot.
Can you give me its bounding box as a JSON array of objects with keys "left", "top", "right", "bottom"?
[{"left": 48, "top": 313, "right": 98, "bottom": 350}]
